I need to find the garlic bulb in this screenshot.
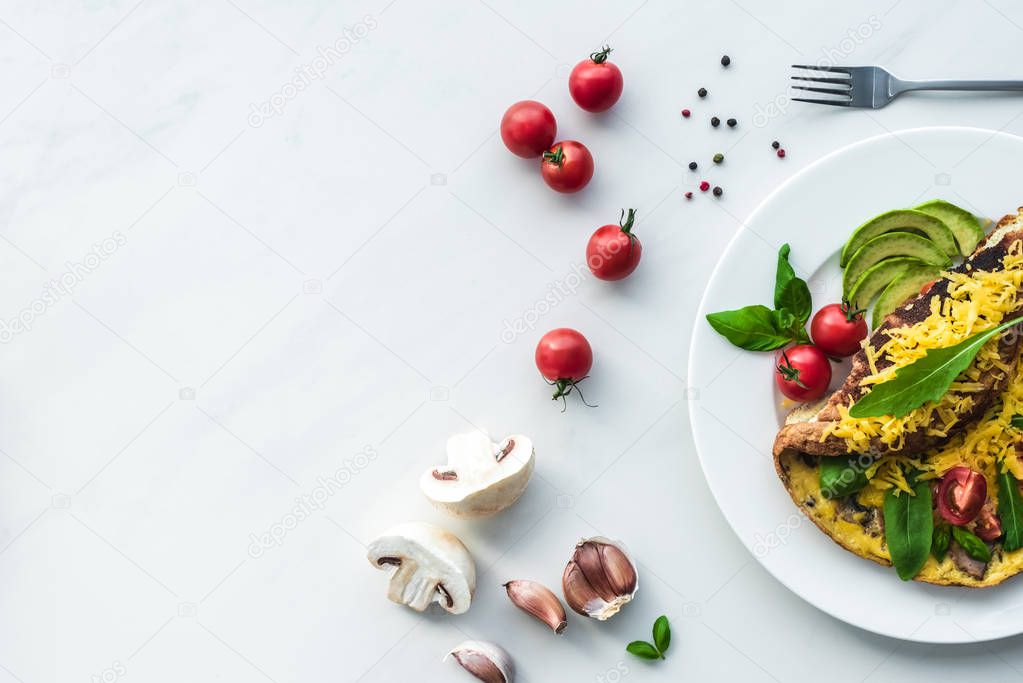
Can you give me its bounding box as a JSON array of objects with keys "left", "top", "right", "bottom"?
[
  {"left": 446, "top": 640, "right": 514, "bottom": 682},
  {"left": 503, "top": 580, "right": 567, "bottom": 634},
  {"left": 561, "top": 537, "right": 638, "bottom": 620}
]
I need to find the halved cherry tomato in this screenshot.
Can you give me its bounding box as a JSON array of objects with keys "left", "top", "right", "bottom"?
[
  {"left": 937, "top": 467, "right": 987, "bottom": 526},
  {"left": 586, "top": 209, "right": 642, "bottom": 281},
  {"left": 500, "top": 101, "right": 557, "bottom": 158},
  {"left": 810, "top": 302, "right": 867, "bottom": 358},
  {"left": 974, "top": 503, "right": 1003, "bottom": 541},
  {"left": 774, "top": 344, "right": 831, "bottom": 402},
  {"left": 568, "top": 46, "right": 624, "bottom": 113},
  {"left": 540, "top": 141, "right": 593, "bottom": 193},
  {"left": 920, "top": 280, "right": 938, "bottom": 296}
]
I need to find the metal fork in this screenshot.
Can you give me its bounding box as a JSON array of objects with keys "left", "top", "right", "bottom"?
[{"left": 791, "top": 64, "right": 1023, "bottom": 108}]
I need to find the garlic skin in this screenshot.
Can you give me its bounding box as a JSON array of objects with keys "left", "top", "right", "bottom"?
[
  {"left": 420, "top": 432, "right": 535, "bottom": 518},
  {"left": 503, "top": 580, "right": 567, "bottom": 634},
  {"left": 366, "top": 522, "right": 476, "bottom": 614},
  {"left": 446, "top": 640, "right": 514, "bottom": 682},
  {"left": 562, "top": 537, "right": 638, "bottom": 620}
]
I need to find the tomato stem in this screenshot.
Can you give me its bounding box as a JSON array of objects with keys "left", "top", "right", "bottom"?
[
  {"left": 618, "top": 208, "right": 638, "bottom": 236},
  {"left": 546, "top": 376, "right": 597, "bottom": 411},
  {"left": 590, "top": 45, "right": 613, "bottom": 64},
  {"left": 841, "top": 299, "right": 866, "bottom": 322},
  {"left": 777, "top": 352, "right": 808, "bottom": 389},
  {"left": 542, "top": 145, "right": 565, "bottom": 166}
]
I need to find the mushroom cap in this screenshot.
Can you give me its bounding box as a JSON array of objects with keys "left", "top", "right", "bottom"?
[
  {"left": 366, "top": 522, "right": 476, "bottom": 614},
  {"left": 419, "top": 432, "right": 535, "bottom": 518}
]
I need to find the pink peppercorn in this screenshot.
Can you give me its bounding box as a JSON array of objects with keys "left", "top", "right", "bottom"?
[
  {"left": 699, "top": 181, "right": 710, "bottom": 192},
  {"left": 681, "top": 109, "right": 691, "bottom": 118},
  {"left": 777, "top": 149, "right": 786, "bottom": 158},
  {"left": 684, "top": 191, "right": 693, "bottom": 199}
]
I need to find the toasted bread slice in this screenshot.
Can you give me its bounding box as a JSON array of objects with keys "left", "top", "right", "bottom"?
[{"left": 774, "top": 209, "right": 1023, "bottom": 459}]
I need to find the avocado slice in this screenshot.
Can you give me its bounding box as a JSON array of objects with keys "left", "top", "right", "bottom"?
[
  {"left": 846, "top": 256, "right": 928, "bottom": 309},
  {"left": 913, "top": 199, "right": 985, "bottom": 256},
  {"left": 842, "top": 232, "right": 951, "bottom": 300},
  {"left": 872, "top": 265, "right": 941, "bottom": 329},
  {"left": 840, "top": 209, "right": 958, "bottom": 266}
]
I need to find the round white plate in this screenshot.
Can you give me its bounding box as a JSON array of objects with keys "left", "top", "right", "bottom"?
[{"left": 689, "top": 126, "right": 1023, "bottom": 644}]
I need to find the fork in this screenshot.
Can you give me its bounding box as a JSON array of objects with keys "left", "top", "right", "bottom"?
[{"left": 791, "top": 64, "right": 1023, "bottom": 108}]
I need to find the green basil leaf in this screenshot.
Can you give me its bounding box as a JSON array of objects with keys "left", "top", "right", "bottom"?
[
  {"left": 775, "top": 244, "right": 812, "bottom": 325},
  {"left": 652, "top": 615, "right": 670, "bottom": 654},
  {"left": 883, "top": 480, "right": 933, "bottom": 581},
  {"left": 626, "top": 641, "right": 662, "bottom": 660},
  {"left": 1011, "top": 414, "right": 1023, "bottom": 429},
  {"left": 932, "top": 523, "right": 951, "bottom": 563},
  {"left": 819, "top": 456, "right": 869, "bottom": 499},
  {"left": 952, "top": 526, "right": 991, "bottom": 562},
  {"left": 998, "top": 470, "right": 1023, "bottom": 552},
  {"left": 706, "top": 305, "right": 794, "bottom": 351},
  {"left": 850, "top": 317, "right": 1023, "bottom": 418}
]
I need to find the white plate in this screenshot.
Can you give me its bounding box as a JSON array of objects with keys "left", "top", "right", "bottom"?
[{"left": 689, "top": 126, "right": 1023, "bottom": 644}]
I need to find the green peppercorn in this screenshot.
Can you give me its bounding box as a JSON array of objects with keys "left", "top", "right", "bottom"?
[{"left": 713, "top": 153, "right": 724, "bottom": 164}]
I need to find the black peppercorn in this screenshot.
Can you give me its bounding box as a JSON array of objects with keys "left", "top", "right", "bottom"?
[
  {"left": 726, "top": 118, "right": 737, "bottom": 128},
  {"left": 721, "top": 55, "right": 731, "bottom": 67},
  {"left": 688, "top": 161, "right": 697, "bottom": 170},
  {"left": 710, "top": 116, "right": 720, "bottom": 127},
  {"left": 698, "top": 87, "right": 707, "bottom": 98},
  {"left": 713, "top": 186, "right": 723, "bottom": 197},
  {"left": 772, "top": 140, "right": 780, "bottom": 149}
]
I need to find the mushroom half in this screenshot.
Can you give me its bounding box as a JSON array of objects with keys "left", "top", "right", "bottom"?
[
  {"left": 366, "top": 522, "right": 476, "bottom": 614},
  {"left": 420, "top": 432, "right": 535, "bottom": 518}
]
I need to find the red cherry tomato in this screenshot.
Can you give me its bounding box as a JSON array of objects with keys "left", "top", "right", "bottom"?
[
  {"left": 535, "top": 328, "right": 595, "bottom": 409},
  {"left": 540, "top": 141, "right": 593, "bottom": 193},
  {"left": 774, "top": 345, "right": 831, "bottom": 402},
  {"left": 810, "top": 302, "right": 868, "bottom": 357},
  {"left": 937, "top": 467, "right": 987, "bottom": 526},
  {"left": 500, "top": 101, "right": 557, "bottom": 158},
  {"left": 974, "top": 503, "right": 1003, "bottom": 541},
  {"left": 568, "top": 46, "right": 624, "bottom": 113},
  {"left": 586, "top": 209, "right": 642, "bottom": 281}
]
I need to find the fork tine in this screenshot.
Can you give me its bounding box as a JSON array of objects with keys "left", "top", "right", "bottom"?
[
  {"left": 791, "top": 64, "right": 852, "bottom": 75},
  {"left": 792, "top": 97, "right": 851, "bottom": 107},
  {"left": 792, "top": 85, "right": 852, "bottom": 97},
  {"left": 791, "top": 75, "right": 851, "bottom": 86}
]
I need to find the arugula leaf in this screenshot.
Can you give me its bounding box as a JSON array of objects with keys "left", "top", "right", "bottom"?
[
  {"left": 706, "top": 305, "right": 795, "bottom": 351},
  {"left": 652, "top": 615, "right": 670, "bottom": 654},
  {"left": 931, "top": 523, "right": 951, "bottom": 563},
  {"left": 883, "top": 479, "right": 933, "bottom": 581},
  {"left": 626, "top": 641, "right": 663, "bottom": 660},
  {"left": 849, "top": 317, "right": 1023, "bottom": 418},
  {"left": 774, "top": 244, "right": 812, "bottom": 325},
  {"left": 1011, "top": 414, "right": 1023, "bottom": 430},
  {"left": 952, "top": 526, "right": 991, "bottom": 562},
  {"left": 819, "top": 456, "right": 869, "bottom": 499},
  {"left": 998, "top": 470, "right": 1023, "bottom": 552}
]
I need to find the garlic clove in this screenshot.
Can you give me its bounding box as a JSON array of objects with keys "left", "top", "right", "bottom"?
[
  {"left": 446, "top": 640, "right": 514, "bottom": 682},
  {"left": 503, "top": 580, "right": 567, "bottom": 634},
  {"left": 562, "top": 537, "right": 638, "bottom": 621}
]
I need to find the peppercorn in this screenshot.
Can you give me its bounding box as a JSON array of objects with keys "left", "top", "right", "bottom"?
[
  {"left": 699, "top": 181, "right": 710, "bottom": 192},
  {"left": 688, "top": 161, "right": 698, "bottom": 171},
  {"left": 684, "top": 191, "right": 693, "bottom": 199},
  {"left": 721, "top": 55, "right": 731, "bottom": 67},
  {"left": 771, "top": 140, "right": 780, "bottom": 149},
  {"left": 713, "top": 153, "right": 724, "bottom": 164},
  {"left": 698, "top": 87, "right": 707, "bottom": 98},
  {"left": 726, "top": 118, "right": 737, "bottom": 128},
  {"left": 681, "top": 108, "right": 691, "bottom": 118},
  {"left": 713, "top": 186, "right": 723, "bottom": 197},
  {"left": 777, "top": 148, "right": 786, "bottom": 158},
  {"left": 710, "top": 116, "right": 720, "bottom": 127}
]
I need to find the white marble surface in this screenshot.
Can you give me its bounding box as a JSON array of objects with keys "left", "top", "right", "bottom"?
[{"left": 2, "top": 1, "right": 1023, "bottom": 681}]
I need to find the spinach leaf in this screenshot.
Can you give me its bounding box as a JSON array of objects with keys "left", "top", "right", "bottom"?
[
  {"left": 774, "top": 243, "right": 812, "bottom": 325},
  {"left": 850, "top": 316, "right": 1023, "bottom": 418},
  {"left": 931, "top": 523, "right": 951, "bottom": 563},
  {"left": 883, "top": 480, "right": 933, "bottom": 581},
  {"left": 706, "top": 305, "right": 794, "bottom": 351},
  {"left": 1011, "top": 414, "right": 1023, "bottom": 430},
  {"left": 819, "top": 456, "right": 868, "bottom": 499},
  {"left": 998, "top": 470, "right": 1023, "bottom": 552},
  {"left": 952, "top": 527, "right": 991, "bottom": 562}
]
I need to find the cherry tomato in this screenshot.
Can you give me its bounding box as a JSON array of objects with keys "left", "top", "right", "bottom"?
[
  {"left": 568, "top": 46, "right": 624, "bottom": 113},
  {"left": 920, "top": 280, "right": 937, "bottom": 296},
  {"left": 974, "top": 503, "right": 1003, "bottom": 541},
  {"left": 586, "top": 209, "right": 642, "bottom": 281},
  {"left": 535, "top": 328, "right": 595, "bottom": 409},
  {"left": 774, "top": 344, "right": 831, "bottom": 402},
  {"left": 810, "top": 302, "right": 868, "bottom": 357},
  {"left": 500, "top": 101, "right": 557, "bottom": 158},
  {"left": 937, "top": 467, "right": 987, "bottom": 526},
  {"left": 540, "top": 141, "right": 593, "bottom": 193}
]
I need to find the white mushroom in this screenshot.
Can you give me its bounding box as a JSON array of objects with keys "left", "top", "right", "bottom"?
[
  {"left": 446, "top": 640, "right": 514, "bottom": 682},
  {"left": 366, "top": 522, "right": 476, "bottom": 614},
  {"left": 419, "top": 432, "right": 535, "bottom": 518}
]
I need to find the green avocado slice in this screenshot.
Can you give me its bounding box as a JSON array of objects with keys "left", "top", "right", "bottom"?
[
  {"left": 840, "top": 209, "right": 958, "bottom": 266},
  {"left": 913, "top": 199, "right": 985, "bottom": 256},
  {"left": 842, "top": 233, "right": 951, "bottom": 300},
  {"left": 871, "top": 265, "right": 942, "bottom": 329},
  {"left": 846, "top": 256, "right": 928, "bottom": 310}
]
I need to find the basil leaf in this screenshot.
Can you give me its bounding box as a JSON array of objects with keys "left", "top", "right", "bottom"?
[
  {"left": 775, "top": 244, "right": 812, "bottom": 325},
  {"left": 652, "top": 615, "right": 670, "bottom": 654},
  {"left": 952, "top": 526, "right": 991, "bottom": 562},
  {"left": 626, "top": 641, "right": 662, "bottom": 660},
  {"left": 772, "top": 308, "right": 811, "bottom": 344},
  {"left": 819, "top": 457, "right": 868, "bottom": 499},
  {"left": 850, "top": 317, "right": 1023, "bottom": 418},
  {"left": 706, "top": 305, "right": 794, "bottom": 351},
  {"left": 883, "top": 480, "right": 933, "bottom": 581},
  {"left": 932, "top": 523, "right": 951, "bottom": 563},
  {"left": 998, "top": 470, "right": 1023, "bottom": 552},
  {"left": 1011, "top": 414, "right": 1023, "bottom": 429}
]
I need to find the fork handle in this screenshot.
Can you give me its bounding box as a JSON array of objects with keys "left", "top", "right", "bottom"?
[{"left": 895, "top": 79, "right": 1023, "bottom": 93}]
